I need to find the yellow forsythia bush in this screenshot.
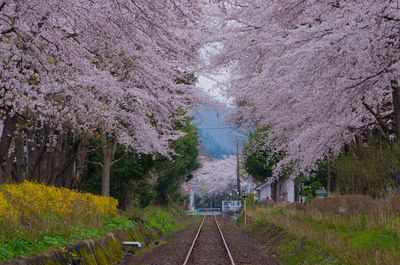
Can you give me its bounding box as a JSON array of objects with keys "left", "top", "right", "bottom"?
[
  {"left": 0, "top": 192, "right": 18, "bottom": 221},
  {"left": 0, "top": 181, "right": 118, "bottom": 221}
]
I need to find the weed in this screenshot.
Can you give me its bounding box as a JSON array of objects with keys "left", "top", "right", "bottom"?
[{"left": 246, "top": 195, "right": 400, "bottom": 264}]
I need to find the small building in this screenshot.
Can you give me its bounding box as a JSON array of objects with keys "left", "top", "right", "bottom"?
[
  {"left": 255, "top": 181, "right": 272, "bottom": 201},
  {"left": 254, "top": 179, "right": 295, "bottom": 203},
  {"left": 280, "top": 179, "right": 295, "bottom": 203}
]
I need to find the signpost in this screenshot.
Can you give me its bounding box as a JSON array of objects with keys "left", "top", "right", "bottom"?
[{"left": 242, "top": 193, "right": 247, "bottom": 226}]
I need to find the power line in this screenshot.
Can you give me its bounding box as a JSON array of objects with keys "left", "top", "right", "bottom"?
[{"left": 198, "top": 127, "right": 235, "bottom": 130}]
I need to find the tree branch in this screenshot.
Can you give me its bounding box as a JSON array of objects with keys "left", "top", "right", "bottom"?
[
  {"left": 86, "top": 160, "right": 104, "bottom": 167},
  {"left": 345, "top": 70, "right": 385, "bottom": 90},
  {"left": 0, "top": 1, "right": 5, "bottom": 13},
  {"left": 382, "top": 15, "right": 400, "bottom": 22},
  {"left": 1, "top": 27, "right": 14, "bottom": 35},
  {"left": 111, "top": 152, "right": 127, "bottom": 166},
  {"left": 362, "top": 102, "right": 391, "bottom": 143}
]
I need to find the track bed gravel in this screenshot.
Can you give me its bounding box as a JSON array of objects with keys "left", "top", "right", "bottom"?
[
  {"left": 123, "top": 216, "right": 279, "bottom": 265},
  {"left": 186, "top": 216, "right": 231, "bottom": 265},
  {"left": 217, "top": 217, "right": 280, "bottom": 265}
]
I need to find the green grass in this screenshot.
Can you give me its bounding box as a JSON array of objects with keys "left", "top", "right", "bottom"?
[
  {"left": 146, "top": 210, "right": 174, "bottom": 234},
  {"left": 246, "top": 201, "right": 400, "bottom": 264},
  {"left": 347, "top": 230, "right": 400, "bottom": 252},
  {"left": 126, "top": 204, "right": 187, "bottom": 239}
]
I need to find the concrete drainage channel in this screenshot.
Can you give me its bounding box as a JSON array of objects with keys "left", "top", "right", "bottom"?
[{"left": 4, "top": 229, "right": 145, "bottom": 265}]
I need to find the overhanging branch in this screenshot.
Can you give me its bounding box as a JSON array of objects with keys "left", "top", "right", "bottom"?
[{"left": 362, "top": 102, "right": 391, "bottom": 142}]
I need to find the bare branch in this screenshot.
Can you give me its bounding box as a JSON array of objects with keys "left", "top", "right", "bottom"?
[
  {"left": 362, "top": 102, "right": 390, "bottom": 143},
  {"left": 0, "top": 2, "right": 5, "bottom": 12},
  {"left": 86, "top": 161, "right": 104, "bottom": 167},
  {"left": 1, "top": 27, "right": 14, "bottom": 35},
  {"left": 382, "top": 15, "right": 400, "bottom": 22},
  {"left": 111, "top": 152, "right": 127, "bottom": 166},
  {"left": 345, "top": 70, "right": 385, "bottom": 90}
]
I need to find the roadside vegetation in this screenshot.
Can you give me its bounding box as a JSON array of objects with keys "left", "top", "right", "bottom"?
[
  {"left": 247, "top": 195, "right": 400, "bottom": 264},
  {"left": 0, "top": 181, "right": 190, "bottom": 263},
  {"left": 0, "top": 181, "right": 134, "bottom": 262}
]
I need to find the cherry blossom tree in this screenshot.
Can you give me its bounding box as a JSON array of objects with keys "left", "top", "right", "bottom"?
[
  {"left": 0, "top": 0, "right": 210, "bottom": 187},
  {"left": 190, "top": 156, "right": 246, "bottom": 197},
  {"left": 208, "top": 0, "right": 400, "bottom": 174}
]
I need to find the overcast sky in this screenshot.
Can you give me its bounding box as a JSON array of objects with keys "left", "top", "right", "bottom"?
[{"left": 197, "top": 74, "right": 233, "bottom": 105}]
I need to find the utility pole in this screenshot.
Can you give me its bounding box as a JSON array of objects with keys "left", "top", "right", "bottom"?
[{"left": 236, "top": 137, "right": 241, "bottom": 199}]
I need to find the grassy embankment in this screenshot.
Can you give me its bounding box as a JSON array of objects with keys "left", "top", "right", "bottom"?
[
  {"left": 0, "top": 181, "right": 187, "bottom": 263},
  {"left": 246, "top": 195, "right": 400, "bottom": 264}
]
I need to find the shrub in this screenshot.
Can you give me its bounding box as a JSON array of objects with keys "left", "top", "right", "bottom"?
[
  {"left": 0, "top": 181, "right": 118, "bottom": 222},
  {"left": 309, "top": 195, "right": 377, "bottom": 214},
  {"left": 0, "top": 182, "right": 133, "bottom": 263},
  {"left": 332, "top": 140, "right": 399, "bottom": 197},
  {"left": 0, "top": 192, "right": 17, "bottom": 222},
  {"left": 286, "top": 202, "right": 305, "bottom": 211},
  {"left": 390, "top": 196, "right": 400, "bottom": 214},
  {"left": 146, "top": 210, "right": 174, "bottom": 234}
]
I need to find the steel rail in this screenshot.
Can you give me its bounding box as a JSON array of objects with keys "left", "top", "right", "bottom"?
[
  {"left": 182, "top": 215, "right": 206, "bottom": 265},
  {"left": 182, "top": 215, "right": 235, "bottom": 265},
  {"left": 214, "top": 215, "right": 235, "bottom": 265}
]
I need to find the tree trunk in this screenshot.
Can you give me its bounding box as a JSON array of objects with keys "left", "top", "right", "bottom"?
[
  {"left": 0, "top": 115, "right": 17, "bottom": 183},
  {"left": 4, "top": 151, "right": 15, "bottom": 183},
  {"left": 15, "top": 139, "right": 26, "bottom": 183},
  {"left": 330, "top": 168, "right": 340, "bottom": 194},
  {"left": 28, "top": 140, "right": 47, "bottom": 180},
  {"left": 71, "top": 139, "right": 88, "bottom": 189},
  {"left": 391, "top": 80, "right": 400, "bottom": 139},
  {"left": 272, "top": 180, "right": 279, "bottom": 202},
  {"left": 327, "top": 159, "right": 331, "bottom": 195},
  {"left": 49, "top": 138, "right": 63, "bottom": 186},
  {"left": 120, "top": 184, "right": 132, "bottom": 210},
  {"left": 101, "top": 132, "right": 117, "bottom": 196},
  {"left": 52, "top": 133, "right": 81, "bottom": 188},
  {"left": 391, "top": 80, "right": 400, "bottom": 179}
]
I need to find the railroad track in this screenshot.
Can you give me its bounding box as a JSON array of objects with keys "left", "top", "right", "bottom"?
[{"left": 183, "top": 215, "right": 235, "bottom": 265}]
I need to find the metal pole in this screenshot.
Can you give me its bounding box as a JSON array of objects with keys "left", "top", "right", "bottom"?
[{"left": 247, "top": 174, "right": 250, "bottom": 194}]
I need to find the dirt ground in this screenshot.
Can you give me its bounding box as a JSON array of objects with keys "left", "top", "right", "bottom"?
[{"left": 122, "top": 216, "right": 280, "bottom": 265}]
